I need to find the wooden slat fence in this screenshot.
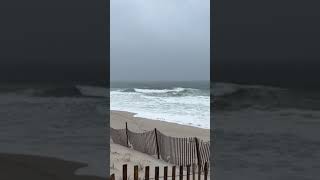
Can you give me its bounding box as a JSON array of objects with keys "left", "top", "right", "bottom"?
[
  {"left": 111, "top": 123, "right": 210, "bottom": 171},
  {"left": 157, "top": 131, "right": 198, "bottom": 166},
  {"left": 110, "top": 163, "right": 209, "bottom": 180},
  {"left": 198, "top": 140, "right": 210, "bottom": 171},
  {"left": 127, "top": 129, "right": 158, "bottom": 156}
]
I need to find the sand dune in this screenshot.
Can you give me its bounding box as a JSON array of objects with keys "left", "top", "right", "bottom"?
[{"left": 110, "top": 110, "right": 210, "bottom": 178}]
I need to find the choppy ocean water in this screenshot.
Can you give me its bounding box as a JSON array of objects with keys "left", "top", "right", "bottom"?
[
  {"left": 0, "top": 84, "right": 108, "bottom": 177},
  {"left": 2, "top": 82, "right": 319, "bottom": 179},
  {"left": 110, "top": 81, "right": 210, "bottom": 129},
  {"left": 213, "top": 82, "right": 320, "bottom": 179}
]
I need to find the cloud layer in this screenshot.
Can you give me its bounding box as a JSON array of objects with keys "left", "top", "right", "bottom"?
[{"left": 111, "top": 0, "right": 210, "bottom": 81}]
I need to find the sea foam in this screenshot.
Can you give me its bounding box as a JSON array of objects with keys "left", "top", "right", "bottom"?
[{"left": 111, "top": 87, "right": 210, "bottom": 129}]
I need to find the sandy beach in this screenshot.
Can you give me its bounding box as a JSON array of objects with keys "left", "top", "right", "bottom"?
[
  {"left": 110, "top": 110, "right": 210, "bottom": 178},
  {"left": 0, "top": 153, "right": 104, "bottom": 180}
]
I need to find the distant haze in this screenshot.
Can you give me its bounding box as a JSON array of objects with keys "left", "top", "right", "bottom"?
[{"left": 111, "top": 0, "right": 210, "bottom": 81}]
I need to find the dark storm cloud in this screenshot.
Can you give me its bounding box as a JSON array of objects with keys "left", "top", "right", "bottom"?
[
  {"left": 0, "top": 0, "right": 107, "bottom": 84},
  {"left": 111, "top": 0, "right": 210, "bottom": 81},
  {"left": 213, "top": 0, "right": 320, "bottom": 88}
]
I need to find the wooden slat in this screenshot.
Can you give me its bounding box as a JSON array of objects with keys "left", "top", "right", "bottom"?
[
  {"left": 205, "top": 143, "right": 210, "bottom": 166},
  {"left": 204, "top": 162, "right": 208, "bottom": 180},
  {"left": 172, "top": 166, "right": 176, "bottom": 180},
  {"left": 193, "top": 139, "right": 196, "bottom": 165},
  {"left": 180, "top": 138, "right": 183, "bottom": 165},
  {"left": 183, "top": 138, "right": 186, "bottom": 165},
  {"left": 164, "top": 166, "right": 168, "bottom": 180},
  {"left": 155, "top": 166, "right": 159, "bottom": 180},
  {"left": 187, "top": 138, "right": 189, "bottom": 165},
  {"left": 192, "top": 164, "right": 196, "bottom": 180},
  {"left": 176, "top": 138, "right": 179, "bottom": 165},
  {"left": 145, "top": 166, "right": 150, "bottom": 180},
  {"left": 176, "top": 137, "right": 179, "bottom": 165},
  {"left": 198, "top": 164, "right": 201, "bottom": 180},
  {"left": 186, "top": 138, "right": 189, "bottom": 165},
  {"left": 154, "top": 129, "right": 160, "bottom": 159},
  {"left": 125, "top": 122, "right": 129, "bottom": 147},
  {"left": 123, "top": 164, "right": 127, "bottom": 180},
  {"left": 195, "top": 137, "right": 201, "bottom": 167},
  {"left": 170, "top": 136, "right": 174, "bottom": 164},
  {"left": 181, "top": 138, "right": 184, "bottom": 165},
  {"left": 199, "top": 141, "right": 204, "bottom": 169},
  {"left": 186, "top": 165, "right": 190, "bottom": 180},
  {"left": 179, "top": 166, "right": 183, "bottom": 180},
  {"left": 134, "top": 165, "right": 138, "bottom": 180},
  {"left": 184, "top": 138, "right": 187, "bottom": 165}
]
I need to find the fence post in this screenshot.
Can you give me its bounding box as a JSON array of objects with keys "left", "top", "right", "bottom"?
[
  {"left": 172, "top": 166, "right": 176, "bottom": 180},
  {"left": 194, "top": 137, "right": 201, "bottom": 167},
  {"left": 204, "top": 162, "right": 208, "bottom": 180},
  {"left": 125, "top": 122, "right": 129, "bottom": 147},
  {"left": 123, "top": 164, "right": 127, "bottom": 180},
  {"left": 145, "top": 166, "right": 150, "bottom": 180},
  {"left": 192, "top": 164, "right": 196, "bottom": 180},
  {"left": 194, "top": 137, "right": 202, "bottom": 180},
  {"left": 179, "top": 166, "right": 183, "bottom": 180},
  {"left": 155, "top": 166, "right": 159, "bottom": 180},
  {"left": 110, "top": 174, "right": 115, "bottom": 180},
  {"left": 186, "top": 165, "right": 190, "bottom": 180},
  {"left": 154, "top": 128, "right": 160, "bottom": 159},
  {"left": 164, "top": 166, "right": 168, "bottom": 180},
  {"left": 134, "top": 165, "right": 139, "bottom": 180}
]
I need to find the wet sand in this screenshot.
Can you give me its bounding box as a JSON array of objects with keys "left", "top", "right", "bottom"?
[{"left": 0, "top": 153, "right": 104, "bottom": 180}]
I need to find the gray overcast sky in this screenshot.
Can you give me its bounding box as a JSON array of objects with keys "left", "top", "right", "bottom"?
[{"left": 111, "top": 0, "right": 210, "bottom": 81}]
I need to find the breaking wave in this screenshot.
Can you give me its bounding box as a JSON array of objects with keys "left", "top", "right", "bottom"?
[
  {"left": 110, "top": 86, "right": 210, "bottom": 129},
  {"left": 213, "top": 83, "right": 320, "bottom": 111},
  {"left": 115, "top": 87, "right": 207, "bottom": 97}
]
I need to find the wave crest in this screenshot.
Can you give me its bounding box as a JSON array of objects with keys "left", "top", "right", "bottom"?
[
  {"left": 213, "top": 83, "right": 320, "bottom": 111},
  {"left": 134, "top": 87, "right": 186, "bottom": 94},
  {"left": 116, "top": 87, "right": 206, "bottom": 97}
]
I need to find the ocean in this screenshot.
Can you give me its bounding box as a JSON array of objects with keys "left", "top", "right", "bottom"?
[
  {"left": 110, "top": 81, "right": 210, "bottom": 129},
  {"left": 214, "top": 82, "right": 320, "bottom": 179},
  {"left": 3, "top": 81, "right": 318, "bottom": 179},
  {"left": 0, "top": 83, "right": 108, "bottom": 177}
]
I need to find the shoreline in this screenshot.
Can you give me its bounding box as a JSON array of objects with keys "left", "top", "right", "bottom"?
[
  {"left": 111, "top": 110, "right": 210, "bottom": 141},
  {"left": 0, "top": 153, "right": 104, "bottom": 180}
]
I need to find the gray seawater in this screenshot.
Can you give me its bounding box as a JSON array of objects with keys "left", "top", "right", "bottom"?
[
  {"left": 111, "top": 81, "right": 210, "bottom": 129},
  {"left": 111, "top": 81, "right": 210, "bottom": 89},
  {"left": 213, "top": 83, "right": 320, "bottom": 179},
  {"left": 3, "top": 81, "right": 318, "bottom": 179},
  {"left": 0, "top": 84, "right": 108, "bottom": 177}
]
